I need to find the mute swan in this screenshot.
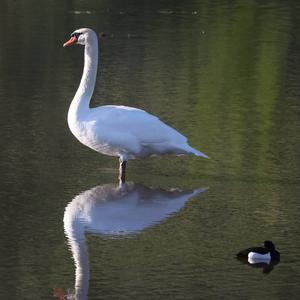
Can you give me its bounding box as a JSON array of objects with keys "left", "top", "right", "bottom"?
[{"left": 63, "top": 28, "right": 208, "bottom": 181}]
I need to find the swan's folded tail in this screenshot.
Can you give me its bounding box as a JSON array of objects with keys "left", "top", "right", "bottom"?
[
  {"left": 192, "top": 187, "right": 209, "bottom": 196},
  {"left": 185, "top": 145, "right": 209, "bottom": 158},
  {"left": 193, "top": 149, "right": 209, "bottom": 159}
]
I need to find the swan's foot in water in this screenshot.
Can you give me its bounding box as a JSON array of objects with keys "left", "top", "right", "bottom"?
[{"left": 118, "top": 160, "right": 127, "bottom": 183}]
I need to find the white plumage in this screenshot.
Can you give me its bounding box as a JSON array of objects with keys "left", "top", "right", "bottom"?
[
  {"left": 248, "top": 251, "right": 271, "bottom": 263},
  {"left": 64, "top": 28, "right": 208, "bottom": 180},
  {"left": 71, "top": 104, "right": 206, "bottom": 160}
]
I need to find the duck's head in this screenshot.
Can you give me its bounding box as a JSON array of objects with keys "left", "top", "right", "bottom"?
[
  {"left": 63, "top": 28, "right": 96, "bottom": 47},
  {"left": 264, "top": 240, "right": 275, "bottom": 251}
]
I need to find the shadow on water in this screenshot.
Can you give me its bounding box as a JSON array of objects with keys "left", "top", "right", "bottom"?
[{"left": 55, "top": 182, "right": 207, "bottom": 299}]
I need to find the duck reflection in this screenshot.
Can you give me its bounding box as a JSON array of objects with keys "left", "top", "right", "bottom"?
[
  {"left": 62, "top": 181, "right": 207, "bottom": 300},
  {"left": 236, "top": 256, "right": 280, "bottom": 274}
]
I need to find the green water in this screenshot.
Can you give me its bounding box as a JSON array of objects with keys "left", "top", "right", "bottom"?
[{"left": 0, "top": 0, "right": 300, "bottom": 299}]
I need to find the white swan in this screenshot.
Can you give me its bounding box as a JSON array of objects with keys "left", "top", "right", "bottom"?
[{"left": 63, "top": 28, "right": 208, "bottom": 181}]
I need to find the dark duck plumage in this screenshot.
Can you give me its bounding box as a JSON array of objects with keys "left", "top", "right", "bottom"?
[{"left": 237, "top": 240, "right": 280, "bottom": 262}]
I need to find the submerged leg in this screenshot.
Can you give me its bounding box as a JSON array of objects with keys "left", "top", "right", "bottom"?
[{"left": 118, "top": 159, "right": 127, "bottom": 183}]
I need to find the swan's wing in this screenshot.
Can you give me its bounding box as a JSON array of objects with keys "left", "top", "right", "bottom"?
[{"left": 88, "top": 105, "right": 188, "bottom": 145}]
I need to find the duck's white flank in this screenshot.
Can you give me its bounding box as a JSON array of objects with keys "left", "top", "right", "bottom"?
[{"left": 248, "top": 252, "right": 271, "bottom": 264}]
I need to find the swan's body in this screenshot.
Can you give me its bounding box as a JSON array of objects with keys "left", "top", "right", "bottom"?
[{"left": 64, "top": 28, "right": 208, "bottom": 180}]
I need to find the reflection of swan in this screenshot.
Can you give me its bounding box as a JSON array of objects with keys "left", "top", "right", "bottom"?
[
  {"left": 63, "top": 28, "right": 208, "bottom": 182},
  {"left": 63, "top": 182, "right": 207, "bottom": 299}
]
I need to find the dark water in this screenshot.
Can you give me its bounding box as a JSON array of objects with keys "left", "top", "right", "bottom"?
[{"left": 1, "top": 0, "right": 300, "bottom": 299}]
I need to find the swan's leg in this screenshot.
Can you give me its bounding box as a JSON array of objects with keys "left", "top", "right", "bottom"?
[{"left": 118, "top": 159, "right": 127, "bottom": 183}]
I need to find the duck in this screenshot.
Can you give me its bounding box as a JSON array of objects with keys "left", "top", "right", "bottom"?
[
  {"left": 63, "top": 28, "right": 208, "bottom": 182},
  {"left": 236, "top": 240, "right": 280, "bottom": 264}
]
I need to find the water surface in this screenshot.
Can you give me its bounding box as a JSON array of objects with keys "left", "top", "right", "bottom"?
[{"left": 0, "top": 0, "right": 300, "bottom": 299}]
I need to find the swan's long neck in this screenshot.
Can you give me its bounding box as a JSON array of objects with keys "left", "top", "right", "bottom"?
[{"left": 68, "top": 35, "right": 98, "bottom": 120}]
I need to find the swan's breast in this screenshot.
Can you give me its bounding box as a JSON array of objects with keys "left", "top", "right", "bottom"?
[{"left": 68, "top": 117, "right": 131, "bottom": 157}]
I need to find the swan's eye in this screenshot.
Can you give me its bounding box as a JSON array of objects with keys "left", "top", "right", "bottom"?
[{"left": 71, "top": 32, "right": 82, "bottom": 40}]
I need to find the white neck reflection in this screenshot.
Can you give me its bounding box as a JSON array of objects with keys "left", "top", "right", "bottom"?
[{"left": 63, "top": 182, "right": 207, "bottom": 299}]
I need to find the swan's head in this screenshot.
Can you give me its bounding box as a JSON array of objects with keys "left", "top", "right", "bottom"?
[{"left": 63, "top": 28, "right": 96, "bottom": 47}]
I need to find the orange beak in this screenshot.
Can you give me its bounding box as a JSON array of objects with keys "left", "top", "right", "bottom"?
[{"left": 63, "top": 36, "right": 77, "bottom": 47}]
